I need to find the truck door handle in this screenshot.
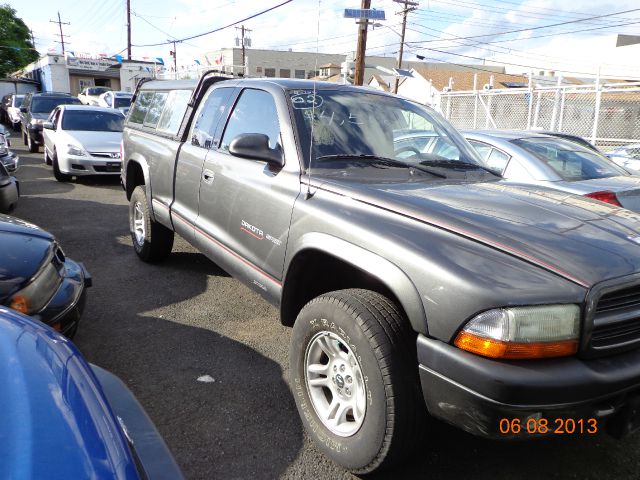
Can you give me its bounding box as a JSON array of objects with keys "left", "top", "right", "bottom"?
[{"left": 202, "top": 169, "right": 215, "bottom": 184}]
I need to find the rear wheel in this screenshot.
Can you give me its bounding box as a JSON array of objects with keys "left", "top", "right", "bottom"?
[
  {"left": 129, "top": 185, "right": 174, "bottom": 262},
  {"left": 290, "top": 289, "right": 425, "bottom": 474}
]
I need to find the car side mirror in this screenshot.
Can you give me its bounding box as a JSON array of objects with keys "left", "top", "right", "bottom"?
[
  {"left": 42, "top": 121, "right": 55, "bottom": 130},
  {"left": 19, "top": 106, "right": 27, "bottom": 113},
  {"left": 228, "top": 133, "right": 284, "bottom": 167}
]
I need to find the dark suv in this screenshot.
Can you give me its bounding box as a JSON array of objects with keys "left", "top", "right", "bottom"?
[{"left": 20, "top": 92, "right": 82, "bottom": 153}]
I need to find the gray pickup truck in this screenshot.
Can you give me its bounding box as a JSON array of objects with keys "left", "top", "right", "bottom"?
[{"left": 122, "top": 72, "right": 640, "bottom": 473}]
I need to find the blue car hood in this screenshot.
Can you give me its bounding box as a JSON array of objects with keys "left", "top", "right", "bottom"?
[{"left": 0, "top": 308, "right": 139, "bottom": 480}]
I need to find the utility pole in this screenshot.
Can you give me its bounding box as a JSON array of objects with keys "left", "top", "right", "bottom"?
[
  {"left": 50, "top": 11, "right": 70, "bottom": 55},
  {"left": 235, "top": 25, "right": 252, "bottom": 75},
  {"left": 169, "top": 41, "right": 177, "bottom": 79},
  {"left": 353, "top": 0, "right": 371, "bottom": 86},
  {"left": 126, "top": 0, "right": 132, "bottom": 60},
  {"left": 393, "top": 0, "right": 418, "bottom": 93}
]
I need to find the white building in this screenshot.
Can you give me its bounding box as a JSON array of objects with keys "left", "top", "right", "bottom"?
[{"left": 13, "top": 53, "right": 157, "bottom": 95}]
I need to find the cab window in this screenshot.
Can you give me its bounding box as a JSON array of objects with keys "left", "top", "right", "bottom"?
[
  {"left": 220, "top": 89, "right": 280, "bottom": 152},
  {"left": 190, "top": 87, "right": 234, "bottom": 148}
]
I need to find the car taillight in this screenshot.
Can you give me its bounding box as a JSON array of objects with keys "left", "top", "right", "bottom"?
[{"left": 585, "top": 190, "right": 621, "bottom": 207}]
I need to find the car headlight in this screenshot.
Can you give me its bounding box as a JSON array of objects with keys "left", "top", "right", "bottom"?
[
  {"left": 9, "top": 261, "right": 62, "bottom": 315},
  {"left": 67, "top": 144, "right": 86, "bottom": 156},
  {"left": 454, "top": 305, "right": 580, "bottom": 359}
]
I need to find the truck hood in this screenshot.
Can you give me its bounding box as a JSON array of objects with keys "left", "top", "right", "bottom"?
[{"left": 316, "top": 177, "right": 640, "bottom": 287}]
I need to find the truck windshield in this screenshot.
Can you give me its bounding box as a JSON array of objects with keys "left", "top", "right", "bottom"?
[
  {"left": 288, "top": 89, "right": 483, "bottom": 172},
  {"left": 61, "top": 110, "right": 124, "bottom": 132}
]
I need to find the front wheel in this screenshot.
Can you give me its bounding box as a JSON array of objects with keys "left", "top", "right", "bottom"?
[
  {"left": 27, "top": 133, "right": 38, "bottom": 153},
  {"left": 129, "top": 186, "right": 174, "bottom": 262},
  {"left": 53, "top": 153, "right": 71, "bottom": 182},
  {"left": 290, "top": 289, "right": 425, "bottom": 474}
]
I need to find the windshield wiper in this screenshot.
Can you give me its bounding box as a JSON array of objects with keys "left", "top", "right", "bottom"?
[
  {"left": 419, "top": 159, "right": 499, "bottom": 176},
  {"left": 315, "top": 154, "right": 447, "bottom": 178}
]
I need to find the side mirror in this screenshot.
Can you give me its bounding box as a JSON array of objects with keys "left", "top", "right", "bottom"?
[
  {"left": 19, "top": 106, "right": 27, "bottom": 113},
  {"left": 42, "top": 121, "right": 55, "bottom": 130},
  {"left": 228, "top": 133, "right": 284, "bottom": 167}
]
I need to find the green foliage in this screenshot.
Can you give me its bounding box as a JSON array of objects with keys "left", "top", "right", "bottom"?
[{"left": 0, "top": 4, "right": 39, "bottom": 78}]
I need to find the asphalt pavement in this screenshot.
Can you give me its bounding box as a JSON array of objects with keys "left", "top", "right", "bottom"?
[{"left": 8, "top": 137, "right": 640, "bottom": 480}]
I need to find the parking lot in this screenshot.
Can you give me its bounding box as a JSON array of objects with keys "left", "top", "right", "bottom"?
[{"left": 10, "top": 139, "right": 640, "bottom": 480}]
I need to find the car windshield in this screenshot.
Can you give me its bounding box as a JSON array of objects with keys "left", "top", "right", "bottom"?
[
  {"left": 14, "top": 95, "right": 24, "bottom": 107},
  {"left": 114, "top": 97, "right": 132, "bottom": 108},
  {"left": 88, "top": 87, "right": 111, "bottom": 95},
  {"left": 288, "top": 89, "right": 483, "bottom": 172},
  {"left": 512, "top": 137, "right": 628, "bottom": 181},
  {"left": 61, "top": 110, "right": 124, "bottom": 132},
  {"left": 31, "top": 97, "right": 82, "bottom": 114}
]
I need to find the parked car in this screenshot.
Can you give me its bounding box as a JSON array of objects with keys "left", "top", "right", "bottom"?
[
  {"left": 463, "top": 130, "right": 640, "bottom": 208},
  {"left": 606, "top": 143, "right": 640, "bottom": 172},
  {"left": 0, "top": 214, "right": 91, "bottom": 337},
  {"left": 0, "top": 126, "right": 18, "bottom": 173},
  {"left": 0, "top": 162, "right": 18, "bottom": 213},
  {"left": 0, "top": 307, "right": 183, "bottom": 479},
  {"left": 532, "top": 130, "right": 599, "bottom": 152},
  {"left": 19, "top": 92, "right": 83, "bottom": 153},
  {"left": 1, "top": 93, "right": 25, "bottom": 129},
  {"left": 123, "top": 74, "right": 640, "bottom": 473},
  {"left": 43, "top": 105, "right": 124, "bottom": 181},
  {"left": 98, "top": 90, "right": 133, "bottom": 115},
  {"left": 78, "top": 86, "right": 112, "bottom": 106}
]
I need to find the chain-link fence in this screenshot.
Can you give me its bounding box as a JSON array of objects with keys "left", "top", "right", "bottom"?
[{"left": 440, "top": 82, "right": 640, "bottom": 151}]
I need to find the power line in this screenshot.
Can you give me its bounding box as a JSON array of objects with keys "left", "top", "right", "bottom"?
[
  {"left": 132, "top": 0, "right": 293, "bottom": 47},
  {"left": 408, "top": 7, "right": 640, "bottom": 44}
]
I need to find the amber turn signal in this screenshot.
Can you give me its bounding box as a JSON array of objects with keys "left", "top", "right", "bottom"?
[
  {"left": 9, "top": 295, "right": 29, "bottom": 314},
  {"left": 455, "top": 331, "right": 578, "bottom": 359}
]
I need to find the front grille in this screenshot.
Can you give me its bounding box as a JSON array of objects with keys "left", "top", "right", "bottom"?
[
  {"left": 591, "top": 285, "right": 640, "bottom": 351},
  {"left": 89, "top": 152, "right": 119, "bottom": 159}
]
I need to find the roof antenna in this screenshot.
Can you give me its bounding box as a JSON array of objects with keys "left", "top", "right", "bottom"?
[{"left": 306, "top": 0, "right": 321, "bottom": 200}]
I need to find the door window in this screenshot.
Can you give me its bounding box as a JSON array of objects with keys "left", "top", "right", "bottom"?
[
  {"left": 220, "top": 89, "right": 280, "bottom": 152},
  {"left": 190, "top": 87, "right": 234, "bottom": 148}
]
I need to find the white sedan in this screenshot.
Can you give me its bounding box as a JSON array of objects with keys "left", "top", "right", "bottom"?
[
  {"left": 42, "top": 105, "right": 124, "bottom": 182},
  {"left": 97, "top": 91, "right": 133, "bottom": 115}
]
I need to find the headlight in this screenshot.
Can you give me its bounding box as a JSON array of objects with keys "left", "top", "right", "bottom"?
[
  {"left": 9, "top": 261, "right": 62, "bottom": 315},
  {"left": 454, "top": 305, "right": 580, "bottom": 359},
  {"left": 67, "top": 144, "right": 86, "bottom": 156}
]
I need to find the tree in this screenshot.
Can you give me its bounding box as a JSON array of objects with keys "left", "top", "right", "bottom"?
[{"left": 0, "top": 5, "right": 39, "bottom": 78}]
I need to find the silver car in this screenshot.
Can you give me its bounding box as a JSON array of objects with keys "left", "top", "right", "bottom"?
[{"left": 463, "top": 130, "right": 640, "bottom": 209}]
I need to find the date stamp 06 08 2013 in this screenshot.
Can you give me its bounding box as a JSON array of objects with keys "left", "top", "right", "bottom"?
[{"left": 499, "top": 418, "right": 599, "bottom": 435}]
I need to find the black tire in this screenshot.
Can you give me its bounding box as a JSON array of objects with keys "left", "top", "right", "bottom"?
[
  {"left": 53, "top": 153, "right": 71, "bottom": 182},
  {"left": 129, "top": 185, "right": 174, "bottom": 262},
  {"left": 44, "top": 148, "right": 52, "bottom": 165},
  {"left": 290, "top": 289, "right": 425, "bottom": 474},
  {"left": 22, "top": 130, "right": 27, "bottom": 145},
  {"left": 27, "top": 133, "right": 39, "bottom": 153}
]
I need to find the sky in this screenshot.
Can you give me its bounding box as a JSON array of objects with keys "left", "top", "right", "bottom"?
[{"left": 8, "top": 0, "right": 640, "bottom": 79}]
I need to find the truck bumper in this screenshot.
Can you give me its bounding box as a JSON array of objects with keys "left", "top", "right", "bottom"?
[{"left": 417, "top": 335, "right": 640, "bottom": 439}]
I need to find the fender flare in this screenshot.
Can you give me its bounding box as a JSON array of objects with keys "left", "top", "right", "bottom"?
[
  {"left": 283, "top": 232, "right": 428, "bottom": 335},
  {"left": 125, "top": 156, "right": 154, "bottom": 219}
]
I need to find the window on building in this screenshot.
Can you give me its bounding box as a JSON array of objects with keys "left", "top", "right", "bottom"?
[
  {"left": 307, "top": 70, "right": 319, "bottom": 79},
  {"left": 279, "top": 69, "right": 291, "bottom": 78},
  {"left": 264, "top": 68, "right": 276, "bottom": 78},
  {"left": 294, "top": 69, "right": 305, "bottom": 79},
  {"left": 256, "top": 66, "right": 263, "bottom": 73},
  {"left": 220, "top": 89, "right": 280, "bottom": 152}
]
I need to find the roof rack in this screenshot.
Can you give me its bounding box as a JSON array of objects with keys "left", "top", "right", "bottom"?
[{"left": 188, "top": 69, "right": 238, "bottom": 107}]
